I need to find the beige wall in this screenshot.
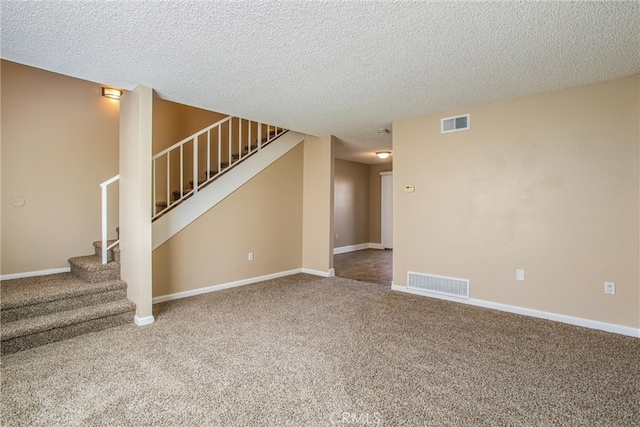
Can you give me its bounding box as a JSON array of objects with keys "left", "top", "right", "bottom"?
[
  {"left": 332, "top": 159, "right": 392, "bottom": 247},
  {"left": 302, "top": 135, "right": 334, "bottom": 273},
  {"left": 152, "top": 97, "right": 227, "bottom": 154},
  {"left": 152, "top": 98, "right": 227, "bottom": 212},
  {"left": 1, "top": 60, "right": 120, "bottom": 275},
  {"left": 393, "top": 74, "right": 640, "bottom": 328},
  {"left": 368, "top": 162, "right": 393, "bottom": 244},
  {"left": 334, "top": 159, "right": 370, "bottom": 247},
  {"left": 152, "top": 144, "right": 304, "bottom": 297}
]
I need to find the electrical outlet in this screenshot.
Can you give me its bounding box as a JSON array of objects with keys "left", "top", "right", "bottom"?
[
  {"left": 516, "top": 269, "right": 525, "bottom": 281},
  {"left": 604, "top": 282, "right": 615, "bottom": 295},
  {"left": 248, "top": 252, "right": 254, "bottom": 261},
  {"left": 335, "top": 234, "right": 339, "bottom": 240}
]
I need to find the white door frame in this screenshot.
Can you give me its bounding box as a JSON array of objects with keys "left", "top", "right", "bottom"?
[{"left": 380, "top": 172, "right": 393, "bottom": 249}]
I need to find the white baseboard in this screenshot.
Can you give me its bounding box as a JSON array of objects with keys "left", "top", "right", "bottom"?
[
  {"left": 134, "top": 315, "right": 155, "bottom": 326},
  {"left": 391, "top": 284, "right": 640, "bottom": 338},
  {"left": 301, "top": 268, "right": 335, "bottom": 277},
  {"left": 1, "top": 267, "right": 71, "bottom": 281},
  {"left": 334, "top": 243, "right": 369, "bottom": 254},
  {"left": 152, "top": 268, "right": 303, "bottom": 304},
  {"left": 333, "top": 243, "right": 385, "bottom": 254}
]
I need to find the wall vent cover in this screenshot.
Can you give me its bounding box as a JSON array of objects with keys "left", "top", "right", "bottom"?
[
  {"left": 441, "top": 114, "right": 470, "bottom": 134},
  {"left": 407, "top": 271, "right": 469, "bottom": 299}
]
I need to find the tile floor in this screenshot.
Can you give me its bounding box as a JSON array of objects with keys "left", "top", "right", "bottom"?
[{"left": 333, "top": 248, "right": 392, "bottom": 285}]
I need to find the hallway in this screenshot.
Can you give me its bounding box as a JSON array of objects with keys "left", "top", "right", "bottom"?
[{"left": 333, "top": 249, "right": 392, "bottom": 286}]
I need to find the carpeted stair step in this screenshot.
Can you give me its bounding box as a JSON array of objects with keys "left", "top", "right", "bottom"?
[
  {"left": 155, "top": 201, "right": 168, "bottom": 213},
  {"left": 1, "top": 273, "right": 127, "bottom": 323},
  {"left": 69, "top": 255, "right": 119, "bottom": 283},
  {"left": 188, "top": 179, "right": 207, "bottom": 189},
  {"left": 93, "top": 240, "right": 120, "bottom": 262},
  {"left": 172, "top": 189, "right": 195, "bottom": 201},
  {"left": 244, "top": 144, "right": 258, "bottom": 152},
  {"left": 1, "top": 299, "right": 136, "bottom": 355}
]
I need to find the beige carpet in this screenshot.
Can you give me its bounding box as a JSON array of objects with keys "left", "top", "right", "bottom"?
[{"left": 2, "top": 274, "right": 638, "bottom": 426}]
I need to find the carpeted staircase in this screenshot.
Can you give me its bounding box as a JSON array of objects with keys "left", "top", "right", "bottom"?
[
  {"left": 1, "top": 233, "right": 136, "bottom": 355},
  {"left": 154, "top": 138, "right": 273, "bottom": 217}
]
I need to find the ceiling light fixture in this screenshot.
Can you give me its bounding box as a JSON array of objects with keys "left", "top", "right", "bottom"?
[
  {"left": 101, "top": 87, "right": 123, "bottom": 100},
  {"left": 376, "top": 151, "right": 392, "bottom": 159}
]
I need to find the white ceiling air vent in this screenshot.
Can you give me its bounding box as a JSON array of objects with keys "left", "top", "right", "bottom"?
[{"left": 441, "top": 114, "right": 470, "bottom": 134}]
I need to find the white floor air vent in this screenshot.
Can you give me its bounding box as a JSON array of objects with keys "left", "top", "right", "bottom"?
[{"left": 407, "top": 272, "right": 469, "bottom": 299}]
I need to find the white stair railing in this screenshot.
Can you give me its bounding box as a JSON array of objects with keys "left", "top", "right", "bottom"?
[
  {"left": 100, "top": 175, "right": 120, "bottom": 264},
  {"left": 152, "top": 116, "right": 286, "bottom": 220}
]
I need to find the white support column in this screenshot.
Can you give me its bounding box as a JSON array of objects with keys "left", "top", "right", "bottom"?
[
  {"left": 119, "top": 85, "right": 154, "bottom": 326},
  {"left": 302, "top": 135, "right": 335, "bottom": 276}
]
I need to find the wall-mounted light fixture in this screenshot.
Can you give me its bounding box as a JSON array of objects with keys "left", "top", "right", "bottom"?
[
  {"left": 376, "top": 151, "right": 392, "bottom": 159},
  {"left": 377, "top": 128, "right": 390, "bottom": 134},
  {"left": 101, "top": 87, "right": 123, "bottom": 100}
]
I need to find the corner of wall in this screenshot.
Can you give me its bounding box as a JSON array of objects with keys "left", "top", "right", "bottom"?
[
  {"left": 120, "top": 85, "right": 154, "bottom": 321},
  {"left": 302, "top": 135, "right": 334, "bottom": 274}
]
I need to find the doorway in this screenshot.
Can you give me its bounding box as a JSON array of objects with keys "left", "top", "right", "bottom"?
[{"left": 332, "top": 160, "right": 393, "bottom": 285}]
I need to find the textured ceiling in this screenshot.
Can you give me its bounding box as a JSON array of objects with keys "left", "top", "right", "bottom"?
[{"left": 2, "top": 1, "right": 639, "bottom": 164}]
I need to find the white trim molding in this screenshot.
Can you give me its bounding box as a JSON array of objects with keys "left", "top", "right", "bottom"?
[
  {"left": 1, "top": 267, "right": 71, "bottom": 281},
  {"left": 334, "top": 243, "right": 369, "bottom": 254},
  {"left": 134, "top": 315, "right": 155, "bottom": 326},
  {"left": 153, "top": 268, "right": 339, "bottom": 305},
  {"left": 301, "top": 268, "right": 335, "bottom": 277},
  {"left": 333, "top": 243, "right": 385, "bottom": 255},
  {"left": 153, "top": 269, "right": 304, "bottom": 304},
  {"left": 391, "top": 284, "right": 639, "bottom": 338}
]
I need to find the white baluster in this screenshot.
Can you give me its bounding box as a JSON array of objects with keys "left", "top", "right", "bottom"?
[
  {"left": 193, "top": 136, "right": 198, "bottom": 194},
  {"left": 218, "top": 124, "right": 222, "bottom": 172},
  {"left": 166, "top": 154, "right": 170, "bottom": 207},
  {"left": 179, "top": 144, "right": 184, "bottom": 200},
  {"left": 100, "top": 175, "right": 119, "bottom": 264},
  {"left": 239, "top": 118, "right": 243, "bottom": 160}
]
